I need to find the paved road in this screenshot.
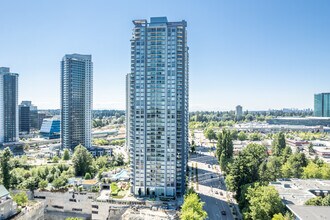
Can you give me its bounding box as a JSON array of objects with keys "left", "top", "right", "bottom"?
[{"left": 189, "top": 146, "right": 241, "bottom": 220}]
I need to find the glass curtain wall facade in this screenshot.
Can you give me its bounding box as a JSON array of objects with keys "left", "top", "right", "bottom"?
[
  {"left": 19, "top": 101, "right": 38, "bottom": 133},
  {"left": 128, "top": 17, "right": 189, "bottom": 198},
  {"left": 40, "top": 119, "right": 61, "bottom": 139},
  {"left": 61, "top": 54, "right": 93, "bottom": 149},
  {"left": 0, "top": 67, "right": 19, "bottom": 144},
  {"left": 314, "top": 93, "right": 330, "bottom": 117},
  {"left": 19, "top": 105, "right": 30, "bottom": 133}
]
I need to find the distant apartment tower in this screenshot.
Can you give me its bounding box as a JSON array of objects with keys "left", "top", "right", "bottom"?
[
  {"left": 0, "top": 67, "right": 19, "bottom": 144},
  {"left": 314, "top": 93, "right": 330, "bottom": 117},
  {"left": 61, "top": 54, "right": 93, "bottom": 149},
  {"left": 128, "top": 17, "right": 189, "bottom": 198},
  {"left": 235, "top": 105, "right": 243, "bottom": 120},
  {"left": 19, "top": 101, "right": 38, "bottom": 133}
]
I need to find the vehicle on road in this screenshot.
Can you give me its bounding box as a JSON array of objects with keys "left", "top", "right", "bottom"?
[{"left": 221, "top": 211, "right": 226, "bottom": 215}]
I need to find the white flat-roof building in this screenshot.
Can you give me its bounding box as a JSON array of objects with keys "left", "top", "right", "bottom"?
[{"left": 270, "top": 179, "right": 330, "bottom": 220}]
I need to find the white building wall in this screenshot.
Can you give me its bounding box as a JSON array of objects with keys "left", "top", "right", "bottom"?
[
  {"left": 0, "top": 75, "right": 4, "bottom": 143},
  {"left": 84, "top": 59, "right": 93, "bottom": 149}
]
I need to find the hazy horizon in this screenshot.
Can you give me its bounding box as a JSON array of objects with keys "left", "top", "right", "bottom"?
[{"left": 1, "top": 0, "right": 329, "bottom": 111}]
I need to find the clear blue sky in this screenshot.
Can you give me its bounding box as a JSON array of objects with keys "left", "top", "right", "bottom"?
[{"left": 1, "top": 0, "right": 329, "bottom": 111}]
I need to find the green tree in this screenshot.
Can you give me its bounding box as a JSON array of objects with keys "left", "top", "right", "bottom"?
[
  {"left": 281, "top": 146, "right": 292, "bottom": 164},
  {"left": 52, "top": 155, "right": 60, "bottom": 163},
  {"left": 320, "top": 163, "right": 330, "bottom": 179},
  {"left": 303, "top": 161, "right": 322, "bottom": 179},
  {"left": 272, "top": 132, "right": 286, "bottom": 156},
  {"left": 321, "top": 195, "right": 330, "bottom": 206},
  {"left": 39, "top": 180, "right": 48, "bottom": 190},
  {"left": 13, "top": 192, "right": 28, "bottom": 206},
  {"left": 237, "top": 131, "right": 248, "bottom": 141},
  {"left": 219, "top": 153, "right": 230, "bottom": 173},
  {"left": 180, "top": 192, "right": 207, "bottom": 220},
  {"left": 281, "top": 152, "right": 307, "bottom": 178},
  {"left": 109, "top": 139, "right": 125, "bottom": 146},
  {"left": 308, "top": 143, "right": 315, "bottom": 154},
  {"left": 94, "top": 156, "right": 107, "bottom": 170},
  {"left": 204, "top": 128, "right": 217, "bottom": 141},
  {"left": 71, "top": 145, "right": 94, "bottom": 176},
  {"left": 249, "top": 132, "right": 262, "bottom": 141},
  {"left": 25, "top": 177, "right": 37, "bottom": 194},
  {"left": 52, "top": 175, "right": 67, "bottom": 189},
  {"left": 305, "top": 197, "right": 322, "bottom": 206},
  {"left": 259, "top": 157, "right": 283, "bottom": 182},
  {"left": 84, "top": 173, "right": 92, "bottom": 180},
  {"left": 93, "top": 138, "right": 110, "bottom": 146},
  {"left": 244, "top": 185, "right": 285, "bottom": 220},
  {"left": 226, "top": 143, "right": 267, "bottom": 201},
  {"left": 113, "top": 153, "right": 125, "bottom": 167},
  {"left": 231, "top": 129, "right": 238, "bottom": 140},
  {"left": 245, "top": 114, "right": 254, "bottom": 121},
  {"left": 281, "top": 162, "right": 292, "bottom": 178},
  {"left": 1, "top": 147, "right": 13, "bottom": 189},
  {"left": 63, "top": 149, "right": 70, "bottom": 160},
  {"left": 305, "top": 195, "right": 330, "bottom": 206},
  {"left": 216, "top": 129, "right": 233, "bottom": 172},
  {"left": 272, "top": 213, "right": 285, "bottom": 220}
]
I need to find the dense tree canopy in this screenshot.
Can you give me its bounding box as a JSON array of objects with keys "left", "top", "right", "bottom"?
[
  {"left": 226, "top": 143, "right": 268, "bottom": 201},
  {"left": 203, "top": 128, "right": 217, "bottom": 141},
  {"left": 244, "top": 184, "right": 285, "bottom": 220},
  {"left": 303, "top": 161, "right": 330, "bottom": 179},
  {"left": 259, "top": 157, "right": 283, "bottom": 182},
  {"left": 281, "top": 152, "right": 307, "bottom": 178}
]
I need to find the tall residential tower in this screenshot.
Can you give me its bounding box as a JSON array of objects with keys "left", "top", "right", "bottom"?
[
  {"left": 0, "top": 67, "right": 19, "bottom": 144},
  {"left": 128, "top": 17, "right": 189, "bottom": 198},
  {"left": 61, "top": 54, "right": 93, "bottom": 149}
]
